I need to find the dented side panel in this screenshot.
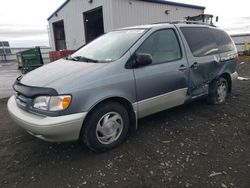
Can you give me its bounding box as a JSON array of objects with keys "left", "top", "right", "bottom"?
[{"left": 175, "top": 25, "right": 238, "bottom": 98}]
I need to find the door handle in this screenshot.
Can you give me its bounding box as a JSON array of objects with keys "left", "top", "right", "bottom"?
[
  {"left": 191, "top": 62, "right": 198, "bottom": 69},
  {"left": 178, "top": 64, "right": 187, "bottom": 71}
]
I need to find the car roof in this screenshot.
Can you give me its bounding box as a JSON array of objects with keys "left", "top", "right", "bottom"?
[
  {"left": 118, "top": 23, "right": 169, "bottom": 30},
  {"left": 118, "top": 22, "right": 216, "bottom": 30}
]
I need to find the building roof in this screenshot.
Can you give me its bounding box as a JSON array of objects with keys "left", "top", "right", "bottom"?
[
  {"left": 47, "top": 0, "right": 70, "bottom": 21},
  {"left": 142, "top": 0, "right": 205, "bottom": 10},
  {"left": 47, "top": 0, "right": 205, "bottom": 21}
]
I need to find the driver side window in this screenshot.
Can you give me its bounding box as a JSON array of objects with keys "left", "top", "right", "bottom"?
[{"left": 136, "top": 29, "right": 182, "bottom": 64}]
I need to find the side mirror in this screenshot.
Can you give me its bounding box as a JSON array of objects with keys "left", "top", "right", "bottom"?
[{"left": 135, "top": 53, "right": 152, "bottom": 68}]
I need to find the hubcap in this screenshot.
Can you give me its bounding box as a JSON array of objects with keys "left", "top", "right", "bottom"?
[
  {"left": 96, "top": 112, "right": 123, "bottom": 145},
  {"left": 217, "top": 82, "right": 227, "bottom": 103}
]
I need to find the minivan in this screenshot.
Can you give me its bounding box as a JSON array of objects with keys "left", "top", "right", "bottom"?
[{"left": 8, "top": 22, "right": 238, "bottom": 152}]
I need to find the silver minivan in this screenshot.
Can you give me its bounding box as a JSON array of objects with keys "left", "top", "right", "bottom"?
[{"left": 8, "top": 22, "right": 238, "bottom": 151}]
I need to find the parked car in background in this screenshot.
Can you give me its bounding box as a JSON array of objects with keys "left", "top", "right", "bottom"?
[{"left": 8, "top": 22, "right": 238, "bottom": 152}]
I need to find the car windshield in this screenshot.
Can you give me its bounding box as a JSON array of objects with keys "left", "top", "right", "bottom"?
[{"left": 71, "top": 29, "right": 146, "bottom": 62}]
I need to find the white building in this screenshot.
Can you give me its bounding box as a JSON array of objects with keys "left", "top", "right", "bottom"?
[
  {"left": 48, "top": 0, "right": 205, "bottom": 51},
  {"left": 231, "top": 33, "right": 250, "bottom": 54}
]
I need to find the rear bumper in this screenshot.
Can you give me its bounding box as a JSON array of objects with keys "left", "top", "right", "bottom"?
[
  {"left": 231, "top": 72, "right": 238, "bottom": 82},
  {"left": 7, "top": 96, "right": 87, "bottom": 142}
]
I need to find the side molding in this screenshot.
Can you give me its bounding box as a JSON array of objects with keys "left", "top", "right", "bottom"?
[{"left": 136, "top": 88, "right": 188, "bottom": 118}]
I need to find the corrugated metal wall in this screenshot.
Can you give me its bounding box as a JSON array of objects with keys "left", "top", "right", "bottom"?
[
  {"left": 48, "top": 0, "right": 204, "bottom": 51},
  {"left": 49, "top": 0, "right": 113, "bottom": 51},
  {"left": 112, "top": 0, "right": 204, "bottom": 29}
]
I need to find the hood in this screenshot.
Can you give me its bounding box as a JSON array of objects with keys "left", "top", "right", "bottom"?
[{"left": 20, "top": 59, "right": 107, "bottom": 90}]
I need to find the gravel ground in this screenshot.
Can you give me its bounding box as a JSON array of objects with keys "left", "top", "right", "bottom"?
[{"left": 0, "top": 62, "right": 250, "bottom": 188}]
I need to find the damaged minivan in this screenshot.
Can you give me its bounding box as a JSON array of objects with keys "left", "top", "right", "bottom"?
[{"left": 8, "top": 22, "right": 238, "bottom": 151}]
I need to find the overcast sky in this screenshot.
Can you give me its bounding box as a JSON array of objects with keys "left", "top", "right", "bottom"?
[{"left": 0, "top": 0, "right": 249, "bottom": 47}]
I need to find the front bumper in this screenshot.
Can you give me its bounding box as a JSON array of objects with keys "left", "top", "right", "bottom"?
[{"left": 7, "top": 96, "right": 87, "bottom": 142}]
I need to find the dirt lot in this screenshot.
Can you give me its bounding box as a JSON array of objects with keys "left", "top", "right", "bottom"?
[{"left": 0, "top": 62, "right": 250, "bottom": 188}]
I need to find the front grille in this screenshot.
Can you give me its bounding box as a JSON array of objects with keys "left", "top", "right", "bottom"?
[{"left": 15, "top": 92, "right": 32, "bottom": 111}]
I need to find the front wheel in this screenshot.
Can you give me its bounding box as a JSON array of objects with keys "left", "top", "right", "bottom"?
[
  {"left": 81, "top": 102, "right": 129, "bottom": 152},
  {"left": 207, "top": 77, "right": 229, "bottom": 104}
]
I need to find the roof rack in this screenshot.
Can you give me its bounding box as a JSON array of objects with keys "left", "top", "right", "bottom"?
[{"left": 152, "top": 20, "right": 216, "bottom": 27}]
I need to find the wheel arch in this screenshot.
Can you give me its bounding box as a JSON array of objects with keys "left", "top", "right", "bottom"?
[
  {"left": 219, "top": 72, "right": 232, "bottom": 93},
  {"left": 79, "top": 96, "right": 137, "bottom": 140}
]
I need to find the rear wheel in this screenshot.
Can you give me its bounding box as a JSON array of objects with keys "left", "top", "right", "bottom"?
[
  {"left": 207, "top": 77, "right": 229, "bottom": 104},
  {"left": 81, "top": 102, "right": 129, "bottom": 152}
]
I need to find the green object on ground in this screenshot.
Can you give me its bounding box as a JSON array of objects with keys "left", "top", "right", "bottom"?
[{"left": 16, "top": 47, "right": 44, "bottom": 74}]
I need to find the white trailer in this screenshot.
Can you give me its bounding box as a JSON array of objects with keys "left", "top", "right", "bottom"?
[{"left": 231, "top": 33, "right": 250, "bottom": 54}]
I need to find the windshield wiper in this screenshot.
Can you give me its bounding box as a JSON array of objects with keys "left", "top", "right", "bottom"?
[{"left": 65, "top": 56, "right": 98, "bottom": 63}]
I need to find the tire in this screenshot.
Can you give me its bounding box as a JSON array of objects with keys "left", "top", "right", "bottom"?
[
  {"left": 207, "top": 77, "right": 229, "bottom": 104},
  {"left": 81, "top": 102, "right": 129, "bottom": 152}
]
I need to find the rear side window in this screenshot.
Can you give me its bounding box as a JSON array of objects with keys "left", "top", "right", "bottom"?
[
  {"left": 212, "top": 29, "right": 235, "bottom": 53},
  {"left": 180, "top": 27, "right": 218, "bottom": 57},
  {"left": 136, "top": 29, "right": 182, "bottom": 64}
]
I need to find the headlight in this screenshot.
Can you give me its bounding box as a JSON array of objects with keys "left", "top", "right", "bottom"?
[{"left": 33, "top": 95, "right": 71, "bottom": 111}]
